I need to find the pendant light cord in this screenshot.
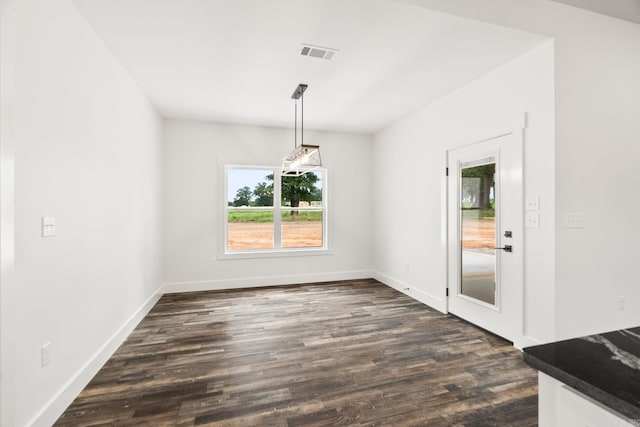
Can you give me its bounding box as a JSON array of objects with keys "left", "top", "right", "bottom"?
[{"left": 291, "top": 84, "right": 307, "bottom": 151}]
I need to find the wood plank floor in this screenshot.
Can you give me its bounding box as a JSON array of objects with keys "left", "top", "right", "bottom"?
[{"left": 56, "top": 279, "right": 537, "bottom": 426}]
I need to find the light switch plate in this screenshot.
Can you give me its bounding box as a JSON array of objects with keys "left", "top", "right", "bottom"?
[
  {"left": 42, "top": 217, "right": 56, "bottom": 237},
  {"left": 525, "top": 197, "right": 539, "bottom": 210},
  {"left": 526, "top": 213, "right": 539, "bottom": 228}
]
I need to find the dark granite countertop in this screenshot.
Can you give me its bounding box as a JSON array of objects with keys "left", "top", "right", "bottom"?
[{"left": 523, "top": 327, "right": 640, "bottom": 421}]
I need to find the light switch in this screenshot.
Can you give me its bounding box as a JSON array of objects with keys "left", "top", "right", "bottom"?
[
  {"left": 42, "top": 217, "right": 56, "bottom": 237},
  {"left": 525, "top": 197, "right": 539, "bottom": 211},
  {"left": 526, "top": 214, "right": 539, "bottom": 228},
  {"left": 566, "top": 213, "right": 584, "bottom": 229}
]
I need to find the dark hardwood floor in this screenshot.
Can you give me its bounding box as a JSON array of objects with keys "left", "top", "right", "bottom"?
[{"left": 56, "top": 279, "right": 537, "bottom": 426}]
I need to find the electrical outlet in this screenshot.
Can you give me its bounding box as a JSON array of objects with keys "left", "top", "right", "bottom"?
[
  {"left": 41, "top": 342, "right": 51, "bottom": 367},
  {"left": 566, "top": 213, "right": 585, "bottom": 228},
  {"left": 526, "top": 213, "right": 539, "bottom": 228}
]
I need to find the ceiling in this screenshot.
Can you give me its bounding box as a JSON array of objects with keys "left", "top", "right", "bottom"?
[
  {"left": 551, "top": 0, "right": 640, "bottom": 25},
  {"left": 71, "top": 0, "right": 548, "bottom": 134}
]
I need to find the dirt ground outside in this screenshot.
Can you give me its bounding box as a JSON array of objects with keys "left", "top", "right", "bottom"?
[
  {"left": 228, "top": 222, "right": 323, "bottom": 250},
  {"left": 462, "top": 217, "right": 496, "bottom": 250},
  {"left": 228, "top": 216, "right": 493, "bottom": 251}
]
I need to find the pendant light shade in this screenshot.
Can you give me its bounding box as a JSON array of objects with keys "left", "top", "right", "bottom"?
[
  {"left": 282, "top": 144, "right": 322, "bottom": 176},
  {"left": 282, "top": 83, "right": 322, "bottom": 176}
]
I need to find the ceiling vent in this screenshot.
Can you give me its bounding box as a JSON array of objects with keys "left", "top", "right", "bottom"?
[{"left": 300, "top": 44, "right": 338, "bottom": 61}]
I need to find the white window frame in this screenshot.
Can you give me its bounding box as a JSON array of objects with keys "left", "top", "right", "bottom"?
[{"left": 221, "top": 164, "right": 328, "bottom": 259}]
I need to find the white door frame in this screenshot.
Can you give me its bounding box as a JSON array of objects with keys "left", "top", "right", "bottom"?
[
  {"left": 443, "top": 115, "right": 526, "bottom": 349},
  {"left": 1, "top": 2, "right": 19, "bottom": 422}
]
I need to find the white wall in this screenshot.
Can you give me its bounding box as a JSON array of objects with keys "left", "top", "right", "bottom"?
[
  {"left": 163, "top": 120, "right": 372, "bottom": 291},
  {"left": 399, "top": 0, "right": 640, "bottom": 340},
  {"left": 0, "top": 0, "right": 164, "bottom": 425},
  {"left": 550, "top": 8, "right": 640, "bottom": 341},
  {"left": 372, "top": 41, "right": 555, "bottom": 344}
]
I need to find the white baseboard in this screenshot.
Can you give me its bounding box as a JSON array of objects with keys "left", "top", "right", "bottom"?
[
  {"left": 161, "top": 270, "right": 373, "bottom": 294},
  {"left": 372, "top": 270, "right": 447, "bottom": 314},
  {"left": 29, "top": 287, "right": 163, "bottom": 427}
]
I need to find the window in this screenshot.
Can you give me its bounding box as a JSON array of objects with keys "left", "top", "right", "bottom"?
[{"left": 224, "top": 166, "right": 326, "bottom": 254}]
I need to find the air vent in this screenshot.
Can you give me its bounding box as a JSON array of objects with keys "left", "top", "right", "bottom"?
[{"left": 300, "top": 43, "right": 339, "bottom": 61}]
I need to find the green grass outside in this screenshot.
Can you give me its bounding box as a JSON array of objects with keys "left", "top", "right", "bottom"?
[
  {"left": 281, "top": 211, "right": 322, "bottom": 222},
  {"left": 228, "top": 211, "right": 273, "bottom": 223},
  {"left": 229, "top": 210, "right": 322, "bottom": 223},
  {"left": 462, "top": 208, "right": 495, "bottom": 220},
  {"left": 461, "top": 200, "right": 495, "bottom": 218}
]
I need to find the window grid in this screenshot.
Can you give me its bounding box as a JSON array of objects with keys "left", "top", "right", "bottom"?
[{"left": 223, "top": 165, "right": 327, "bottom": 255}]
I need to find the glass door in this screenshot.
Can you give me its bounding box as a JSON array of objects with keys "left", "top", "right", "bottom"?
[
  {"left": 460, "top": 158, "right": 496, "bottom": 306},
  {"left": 447, "top": 132, "right": 523, "bottom": 345}
]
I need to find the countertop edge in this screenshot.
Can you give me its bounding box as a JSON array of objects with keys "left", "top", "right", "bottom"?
[{"left": 522, "top": 351, "right": 640, "bottom": 422}]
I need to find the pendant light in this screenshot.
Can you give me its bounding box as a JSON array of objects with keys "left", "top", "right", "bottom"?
[{"left": 282, "top": 83, "right": 322, "bottom": 176}]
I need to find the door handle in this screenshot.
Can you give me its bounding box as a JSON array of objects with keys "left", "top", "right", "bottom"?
[{"left": 494, "top": 245, "right": 512, "bottom": 252}]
